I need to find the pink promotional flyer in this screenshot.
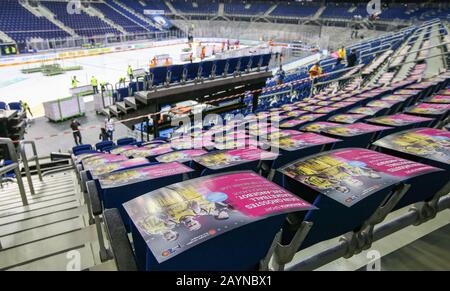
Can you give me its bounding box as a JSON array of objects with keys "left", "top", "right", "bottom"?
[
  {"left": 348, "top": 106, "right": 384, "bottom": 116},
  {"left": 328, "top": 114, "right": 368, "bottom": 124},
  {"left": 269, "top": 133, "right": 340, "bottom": 152},
  {"left": 90, "top": 158, "right": 150, "bottom": 178},
  {"left": 300, "top": 122, "right": 342, "bottom": 133},
  {"left": 194, "top": 148, "right": 278, "bottom": 170},
  {"left": 407, "top": 103, "right": 450, "bottom": 115},
  {"left": 82, "top": 154, "right": 129, "bottom": 169},
  {"left": 366, "top": 100, "right": 401, "bottom": 109},
  {"left": 156, "top": 150, "right": 208, "bottom": 164},
  {"left": 98, "top": 162, "right": 194, "bottom": 189},
  {"left": 279, "top": 148, "right": 440, "bottom": 206},
  {"left": 322, "top": 123, "right": 391, "bottom": 137},
  {"left": 367, "top": 114, "right": 433, "bottom": 127},
  {"left": 123, "top": 171, "right": 315, "bottom": 263},
  {"left": 426, "top": 95, "right": 450, "bottom": 104},
  {"left": 381, "top": 95, "right": 411, "bottom": 102},
  {"left": 123, "top": 144, "right": 174, "bottom": 158},
  {"left": 110, "top": 145, "right": 137, "bottom": 155},
  {"left": 373, "top": 128, "right": 450, "bottom": 164}
]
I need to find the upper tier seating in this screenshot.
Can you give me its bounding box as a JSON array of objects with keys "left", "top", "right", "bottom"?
[
  {"left": 42, "top": 1, "right": 120, "bottom": 37},
  {"left": 0, "top": 0, "right": 68, "bottom": 42}
]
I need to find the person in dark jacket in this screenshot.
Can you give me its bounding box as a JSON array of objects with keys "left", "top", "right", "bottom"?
[
  {"left": 99, "top": 128, "right": 109, "bottom": 142},
  {"left": 347, "top": 49, "right": 358, "bottom": 67},
  {"left": 70, "top": 119, "right": 82, "bottom": 146}
]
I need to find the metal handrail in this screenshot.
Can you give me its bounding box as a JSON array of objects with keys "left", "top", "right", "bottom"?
[
  {"left": 20, "top": 140, "right": 42, "bottom": 196},
  {"left": 394, "top": 41, "right": 450, "bottom": 59},
  {"left": 0, "top": 138, "right": 27, "bottom": 206},
  {"left": 389, "top": 51, "right": 450, "bottom": 68}
]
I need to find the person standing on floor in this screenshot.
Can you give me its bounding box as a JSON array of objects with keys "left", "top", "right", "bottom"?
[
  {"left": 71, "top": 76, "right": 78, "bottom": 88},
  {"left": 127, "top": 65, "right": 134, "bottom": 82},
  {"left": 91, "top": 76, "right": 98, "bottom": 94},
  {"left": 347, "top": 49, "right": 358, "bottom": 67},
  {"left": 70, "top": 119, "right": 82, "bottom": 146},
  {"left": 99, "top": 128, "right": 109, "bottom": 142},
  {"left": 105, "top": 117, "right": 115, "bottom": 141}
]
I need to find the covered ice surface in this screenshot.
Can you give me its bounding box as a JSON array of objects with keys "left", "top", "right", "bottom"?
[{"left": 0, "top": 43, "right": 191, "bottom": 115}]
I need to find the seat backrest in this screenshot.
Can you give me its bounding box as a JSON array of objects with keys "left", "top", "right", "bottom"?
[
  {"left": 168, "top": 64, "right": 185, "bottom": 83},
  {"left": 0, "top": 102, "right": 7, "bottom": 110},
  {"left": 214, "top": 59, "right": 228, "bottom": 77},
  {"left": 149, "top": 66, "right": 168, "bottom": 86},
  {"left": 200, "top": 61, "right": 214, "bottom": 78},
  {"left": 117, "top": 137, "right": 136, "bottom": 146},
  {"left": 251, "top": 55, "right": 262, "bottom": 69},
  {"left": 8, "top": 102, "right": 21, "bottom": 111},
  {"left": 226, "top": 57, "right": 241, "bottom": 75},
  {"left": 96, "top": 141, "right": 115, "bottom": 152},
  {"left": 240, "top": 56, "right": 251, "bottom": 71},
  {"left": 261, "top": 54, "right": 272, "bottom": 67},
  {"left": 186, "top": 62, "right": 200, "bottom": 80},
  {"left": 72, "top": 144, "right": 93, "bottom": 155}
]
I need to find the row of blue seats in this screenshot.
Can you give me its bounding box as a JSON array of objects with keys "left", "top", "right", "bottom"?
[
  {"left": 114, "top": 54, "right": 272, "bottom": 101},
  {"left": 75, "top": 76, "right": 449, "bottom": 270},
  {"left": 0, "top": 101, "right": 22, "bottom": 111}
]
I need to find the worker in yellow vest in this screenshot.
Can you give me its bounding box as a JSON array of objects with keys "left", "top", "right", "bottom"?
[
  {"left": 91, "top": 76, "right": 98, "bottom": 94},
  {"left": 309, "top": 63, "right": 322, "bottom": 79},
  {"left": 150, "top": 57, "right": 157, "bottom": 68},
  {"left": 127, "top": 65, "right": 133, "bottom": 81},
  {"left": 11, "top": 46, "right": 17, "bottom": 55},
  {"left": 335, "top": 46, "right": 346, "bottom": 67},
  {"left": 71, "top": 76, "right": 78, "bottom": 88}
]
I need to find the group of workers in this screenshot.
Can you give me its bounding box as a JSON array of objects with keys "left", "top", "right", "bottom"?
[
  {"left": 70, "top": 64, "right": 136, "bottom": 93},
  {"left": 308, "top": 46, "right": 358, "bottom": 80},
  {"left": 70, "top": 116, "right": 115, "bottom": 146}
]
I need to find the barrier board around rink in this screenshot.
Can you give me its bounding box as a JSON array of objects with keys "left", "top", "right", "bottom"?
[{"left": 0, "top": 38, "right": 268, "bottom": 68}]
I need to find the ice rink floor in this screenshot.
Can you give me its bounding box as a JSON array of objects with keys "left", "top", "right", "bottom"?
[{"left": 0, "top": 42, "right": 193, "bottom": 116}]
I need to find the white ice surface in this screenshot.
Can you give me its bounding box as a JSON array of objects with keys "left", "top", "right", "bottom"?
[{"left": 0, "top": 43, "right": 190, "bottom": 108}]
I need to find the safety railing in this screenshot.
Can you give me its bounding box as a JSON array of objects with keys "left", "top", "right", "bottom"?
[
  {"left": 0, "top": 138, "right": 27, "bottom": 206},
  {"left": 19, "top": 140, "right": 43, "bottom": 196}
]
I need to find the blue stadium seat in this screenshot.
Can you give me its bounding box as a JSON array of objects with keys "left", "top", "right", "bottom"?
[
  {"left": 149, "top": 66, "right": 168, "bottom": 86},
  {"left": 72, "top": 144, "right": 94, "bottom": 156},
  {"left": 8, "top": 102, "right": 21, "bottom": 111},
  {"left": 214, "top": 59, "right": 228, "bottom": 77},
  {"left": 95, "top": 141, "right": 115, "bottom": 152},
  {"left": 226, "top": 57, "right": 241, "bottom": 76},
  {"left": 186, "top": 62, "right": 201, "bottom": 80},
  {"left": 117, "top": 137, "right": 136, "bottom": 146},
  {"left": 200, "top": 61, "right": 214, "bottom": 79},
  {"left": 167, "top": 64, "right": 185, "bottom": 83}
]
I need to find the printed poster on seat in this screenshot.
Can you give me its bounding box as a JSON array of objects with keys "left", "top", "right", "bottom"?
[
  {"left": 123, "top": 171, "right": 315, "bottom": 263},
  {"left": 267, "top": 133, "right": 340, "bottom": 152},
  {"left": 90, "top": 157, "right": 150, "bottom": 178},
  {"left": 373, "top": 128, "right": 450, "bottom": 164},
  {"left": 322, "top": 123, "right": 391, "bottom": 137},
  {"left": 98, "top": 162, "right": 194, "bottom": 189},
  {"left": 82, "top": 154, "right": 129, "bottom": 169},
  {"left": 156, "top": 149, "right": 208, "bottom": 163},
  {"left": 407, "top": 103, "right": 450, "bottom": 115},
  {"left": 279, "top": 148, "right": 440, "bottom": 207},
  {"left": 425, "top": 95, "right": 450, "bottom": 104},
  {"left": 367, "top": 114, "right": 433, "bottom": 127},
  {"left": 194, "top": 148, "right": 278, "bottom": 170}
]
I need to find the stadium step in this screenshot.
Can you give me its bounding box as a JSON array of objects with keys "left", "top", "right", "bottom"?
[
  {"left": 108, "top": 105, "right": 120, "bottom": 117},
  {"left": 0, "top": 171, "right": 109, "bottom": 271},
  {"left": 116, "top": 101, "right": 133, "bottom": 114},
  {"left": 124, "top": 97, "right": 138, "bottom": 110}
]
